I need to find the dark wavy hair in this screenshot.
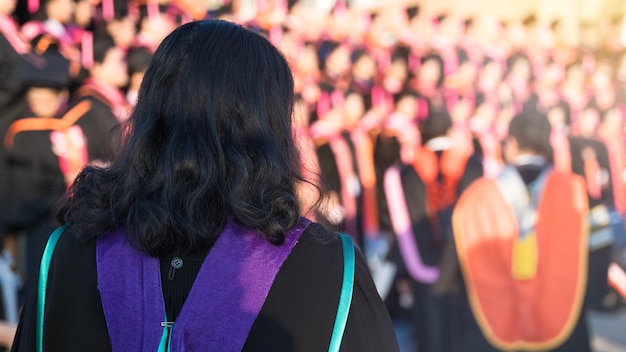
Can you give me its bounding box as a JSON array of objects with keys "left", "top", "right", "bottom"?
[{"left": 55, "top": 20, "right": 302, "bottom": 255}]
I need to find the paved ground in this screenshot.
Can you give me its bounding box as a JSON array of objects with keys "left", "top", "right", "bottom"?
[{"left": 590, "top": 307, "right": 626, "bottom": 352}]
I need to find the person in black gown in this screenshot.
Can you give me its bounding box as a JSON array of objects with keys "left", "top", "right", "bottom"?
[{"left": 11, "top": 20, "right": 400, "bottom": 352}]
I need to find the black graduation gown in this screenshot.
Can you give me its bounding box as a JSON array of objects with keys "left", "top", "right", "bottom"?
[
  {"left": 0, "top": 33, "right": 26, "bottom": 133},
  {"left": 371, "top": 134, "right": 416, "bottom": 324},
  {"left": 315, "top": 133, "right": 365, "bottom": 247},
  {"left": 0, "top": 33, "right": 28, "bottom": 235},
  {"left": 569, "top": 137, "right": 615, "bottom": 310},
  {"left": 569, "top": 137, "right": 614, "bottom": 209},
  {"left": 380, "top": 147, "right": 483, "bottom": 352},
  {"left": 11, "top": 223, "right": 400, "bottom": 352},
  {"left": 373, "top": 134, "right": 400, "bottom": 235},
  {"left": 0, "top": 122, "right": 66, "bottom": 297},
  {"left": 315, "top": 142, "right": 342, "bottom": 232},
  {"left": 72, "top": 95, "right": 121, "bottom": 162}
]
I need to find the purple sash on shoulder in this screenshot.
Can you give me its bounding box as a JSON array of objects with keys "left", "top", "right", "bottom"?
[{"left": 96, "top": 217, "right": 311, "bottom": 352}]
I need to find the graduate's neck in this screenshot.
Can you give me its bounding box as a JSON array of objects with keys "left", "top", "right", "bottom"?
[{"left": 513, "top": 152, "right": 547, "bottom": 167}]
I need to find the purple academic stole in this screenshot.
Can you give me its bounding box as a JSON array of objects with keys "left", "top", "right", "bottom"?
[
  {"left": 96, "top": 217, "right": 311, "bottom": 352},
  {"left": 384, "top": 165, "right": 440, "bottom": 284}
]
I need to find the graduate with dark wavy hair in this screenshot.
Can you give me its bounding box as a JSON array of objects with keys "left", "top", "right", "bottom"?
[{"left": 11, "top": 20, "right": 399, "bottom": 352}]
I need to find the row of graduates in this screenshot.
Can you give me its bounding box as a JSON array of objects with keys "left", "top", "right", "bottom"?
[
  {"left": 283, "top": 15, "right": 626, "bottom": 332},
  {"left": 306, "top": 92, "right": 625, "bottom": 351},
  {"left": 279, "top": 0, "right": 626, "bottom": 319},
  {"left": 286, "top": 10, "right": 626, "bottom": 351}
]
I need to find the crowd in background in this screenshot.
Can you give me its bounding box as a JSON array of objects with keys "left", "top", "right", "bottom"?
[{"left": 1, "top": 0, "right": 626, "bottom": 350}]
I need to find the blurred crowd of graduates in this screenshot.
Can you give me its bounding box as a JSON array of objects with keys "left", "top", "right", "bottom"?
[{"left": 2, "top": 0, "right": 626, "bottom": 350}]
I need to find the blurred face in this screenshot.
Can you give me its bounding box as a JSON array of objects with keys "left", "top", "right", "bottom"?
[
  {"left": 440, "top": 17, "right": 462, "bottom": 44},
  {"left": 142, "top": 13, "right": 176, "bottom": 45},
  {"left": 457, "top": 61, "right": 477, "bottom": 84},
  {"left": 540, "top": 63, "right": 563, "bottom": 87},
  {"left": 411, "top": 15, "right": 435, "bottom": 39},
  {"left": 297, "top": 45, "right": 319, "bottom": 77},
  {"left": 579, "top": 108, "right": 599, "bottom": 138},
  {"left": 506, "top": 21, "right": 525, "bottom": 47},
  {"left": 107, "top": 17, "right": 137, "bottom": 50},
  {"left": 174, "top": 0, "right": 206, "bottom": 20},
  {"left": 565, "top": 64, "right": 584, "bottom": 87},
  {"left": 0, "top": 0, "right": 17, "bottom": 15},
  {"left": 27, "top": 87, "right": 66, "bottom": 117},
  {"left": 511, "top": 58, "right": 531, "bottom": 82},
  {"left": 384, "top": 59, "right": 408, "bottom": 93},
  {"left": 279, "top": 32, "right": 297, "bottom": 63},
  {"left": 547, "top": 106, "right": 566, "bottom": 128},
  {"left": 592, "top": 64, "right": 613, "bottom": 89},
  {"left": 395, "top": 95, "right": 417, "bottom": 119},
  {"left": 46, "top": 0, "right": 75, "bottom": 23},
  {"left": 300, "top": 81, "right": 320, "bottom": 104},
  {"left": 418, "top": 58, "right": 442, "bottom": 88},
  {"left": 475, "top": 103, "right": 496, "bottom": 124},
  {"left": 343, "top": 92, "right": 365, "bottom": 128},
  {"left": 74, "top": 0, "right": 92, "bottom": 28},
  {"left": 599, "top": 109, "right": 623, "bottom": 139},
  {"left": 325, "top": 45, "right": 351, "bottom": 77},
  {"left": 352, "top": 54, "right": 376, "bottom": 82},
  {"left": 480, "top": 61, "right": 502, "bottom": 88},
  {"left": 452, "top": 98, "right": 472, "bottom": 123},
  {"left": 92, "top": 47, "right": 128, "bottom": 88}
]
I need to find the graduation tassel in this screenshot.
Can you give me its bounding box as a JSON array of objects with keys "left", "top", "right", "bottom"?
[
  {"left": 254, "top": 0, "right": 266, "bottom": 13},
  {"left": 333, "top": 0, "right": 347, "bottom": 22},
  {"left": 128, "top": 1, "right": 140, "bottom": 21},
  {"left": 28, "top": 0, "right": 40, "bottom": 14},
  {"left": 357, "top": 11, "right": 371, "bottom": 34},
  {"left": 102, "top": 0, "right": 114, "bottom": 21},
  {"left": 277, "top": 0, "right": 287, "bottom": 15},
  {"left": 269, "top": 25, "right": 283, "bottom": 47},
  {"left": 582, "top": 145, "right": 602, "bottom": 200},
  {"left": 147, "top": 0, "right": 160, "bottom": 22},
  {"left": 81, "top": 31, "right": 93, "bottom": 70}
]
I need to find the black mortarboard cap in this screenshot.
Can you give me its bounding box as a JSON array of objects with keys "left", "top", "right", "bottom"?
[{"left": 17, "top": 50, "right": 71, "bottom": 89}]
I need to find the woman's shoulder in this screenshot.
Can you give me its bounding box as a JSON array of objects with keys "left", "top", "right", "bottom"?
[
  {"left": 299, "top": 221, "right": 343, "bottom": 249},
  {"left": 29, "top": 224, "right": 112, "bottom": 351},
  {"left": 48, "top": 225, "right": 94, "bottom": 260},
  {"left": 46, "top": 224, "right": 99, "bottom": 292},
  {"left": 247, "top": 221, "right": 400, "bottom": 351},
  {"left": 283, "top": 220, "right": 346, "bottom": 280},
  {"left": 288, "top": 220, "right": 361, "bottom": 274},
  {"left": 245, "top": 222, "right": 344, "bottom": 350}
]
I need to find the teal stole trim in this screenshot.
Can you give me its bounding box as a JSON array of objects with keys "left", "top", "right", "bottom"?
[
  {"left": 157, "top": 318, "right": 173, "bottom": 352},
  {"left": 328, "top": 233, "right": 355, "bottom": 352},
  {"left": 37, "top": 223, "right": 69, "bottom": 352}
]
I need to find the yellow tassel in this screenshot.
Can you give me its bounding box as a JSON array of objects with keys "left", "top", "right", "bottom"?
[{"left": 512, "top": 232, "right": 538, "bottom": 280}]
